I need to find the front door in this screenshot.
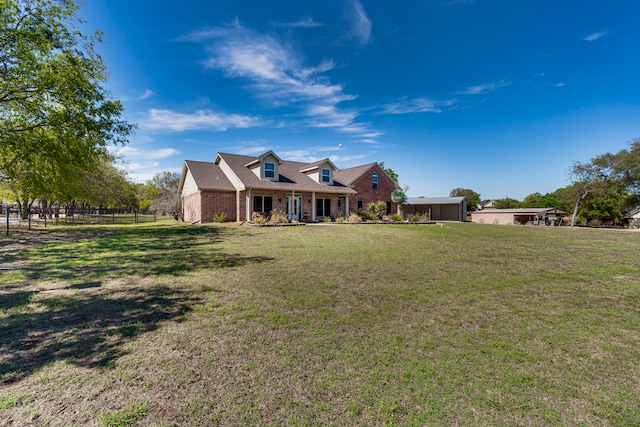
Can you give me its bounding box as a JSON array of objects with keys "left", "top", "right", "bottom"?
[{"left": 286, "top": 194, "right": 302, "bottom": 220}]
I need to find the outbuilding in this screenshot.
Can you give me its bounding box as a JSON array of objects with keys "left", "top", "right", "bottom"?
[
  {"left": 402, "top": 197, "right": 467, "bottom": 222},
  {"left": 470, "top": 208, "right": 568, "bottom": 226}
]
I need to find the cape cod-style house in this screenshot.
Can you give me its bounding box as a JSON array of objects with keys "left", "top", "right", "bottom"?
[{"left": 179, "top": 150, "right": 400, "bottom": 223}]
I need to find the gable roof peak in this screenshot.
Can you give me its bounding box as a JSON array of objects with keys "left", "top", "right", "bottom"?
[
  {"left": 243, "top": 150, "right": 283, "bottom": 167},
  {"left": 300, "top": 158, "right": 337, "bottom": 173}
]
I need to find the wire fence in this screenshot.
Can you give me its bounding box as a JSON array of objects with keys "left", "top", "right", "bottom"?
[{"left": 2, "top": 209, "right": 156, "bottom": 235}]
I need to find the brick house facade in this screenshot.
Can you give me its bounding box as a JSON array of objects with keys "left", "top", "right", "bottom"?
[{"left": 179, "top": 151, "right": 400, "bottom": 223}]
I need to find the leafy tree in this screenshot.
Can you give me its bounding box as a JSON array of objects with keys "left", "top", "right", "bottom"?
[
  {"left": 521, "top": 192, "right": 559, "bottom": 208},
  {"left": 0, "top": 0, "right": 133, "bottom": 198},
  {"left": 578, "top": 192, "right": 625, "bottom": 223},
  {"left": 593, "top": 139, "right": 640, "bottom": 207},
  {"left": 566, "top": 160, "right": 610, "bottom": 226},
  {"left": 449, "top": 188, "right": 481, "bottom": 211},
  {"left": 148, "top": 172, "right": 182, "bottom": 221},
  {"left": 493, "top": 197, "right": 521, "bottom": 209},
  {"left": 74, "top": 160, "right": 138, "bottom": 209},
  {"left": 378, "top": 162, "right": 399, "bottom": 182}
]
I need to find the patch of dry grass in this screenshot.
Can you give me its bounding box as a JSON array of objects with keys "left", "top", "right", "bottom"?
[{"left": 1, "top": 222, "right": 639, "bottom": 425}]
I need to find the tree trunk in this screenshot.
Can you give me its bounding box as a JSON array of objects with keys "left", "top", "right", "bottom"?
[{"left": 570, "top": 192, "right": 588, "bottom": 226}]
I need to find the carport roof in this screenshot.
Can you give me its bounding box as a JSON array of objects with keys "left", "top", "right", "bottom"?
[
  {"left": 405, "top": 197, "right": 466, "bottom": 205},
  {"left": 473, "top": 208, "right": 568, "bottom": 215}
]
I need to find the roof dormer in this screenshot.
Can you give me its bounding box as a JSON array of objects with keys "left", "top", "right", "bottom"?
[
  {"left": 300, "top": 158, "right": 336, "bottom": 185},
  {"left": 245, "top": 150, "right": 283, "bottom": 181}
]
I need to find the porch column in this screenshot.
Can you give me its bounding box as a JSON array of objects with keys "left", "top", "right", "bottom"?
[
  {"left": 236, "top": 190, "right": 241, "bottom": 223},
  {"left": 245, "top": 189, "right": 251, "bottom": 222},
  {"left": 311, "top": 192, "right": 316, "bottom": 222},
  {"left": 345, "top": 194, "right": 349, "bottom": 216},
  {"left": 288, "top": 191, "right": 294, "bottom": 221}
]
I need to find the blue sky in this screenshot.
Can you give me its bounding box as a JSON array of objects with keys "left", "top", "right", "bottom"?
[{"left": 82, "top": 0, "right": 640, "bottom": 200}]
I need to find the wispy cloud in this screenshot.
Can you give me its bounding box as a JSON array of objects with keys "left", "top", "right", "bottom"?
[
  {"left": 381, "top": 97, "right": 457, "bottom": 114},
  {"left": 231, "top": 140, "right": 271, "bottom": 155},
  {"left": 181, "top": 20, "right": 380, "bottom": 142},
  {"left": 346, "top": 0, "right": 372, "bottom": 47},
  {"left": 143, "top": 108, "right": 261, "bottom": 132},
  {"left": 456, "top": 79, "right": 511, "bottom": 95},
  {"left": 112, "top": 146, "right": 181, "bottom": 160},
  {"left": 583, "top": 31, "right": 606, "bottom": 42},
  {"left": 122, "top": 89, "right": 154, "bottom": 102},
  {"left": 273, "top": 17, "right": 322, "bottom": 28}
]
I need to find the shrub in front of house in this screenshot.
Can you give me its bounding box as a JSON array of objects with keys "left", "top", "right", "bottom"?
[
  {"left": 335, "top": 216, "right": 346, "bottom": 223},
  {"left": 409, "top": 214, "right": 429, "bottom": 223},
  {"left": 391, "top": 214, "right": 403, "bottom": 222},
  {"left": 347, "top": 213, "right": 362, "bottom": 223},
  {"left": 269, "top": 210, "right": 289, "bottom": 224},
  {"left": 213, "top": 213, "right": 226, "bottom": 223}
]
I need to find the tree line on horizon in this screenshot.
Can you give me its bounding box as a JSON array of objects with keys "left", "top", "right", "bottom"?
[{"left": 451, "top": 138, "right": 640, "bottom": 225}]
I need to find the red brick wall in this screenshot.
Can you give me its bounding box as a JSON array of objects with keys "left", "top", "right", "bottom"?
[
  {"left": 348, "top": 164, "right": 399, "bottom": 215},
  {"left": 201, "top": 190, "right": 237, "bottom": 223}
]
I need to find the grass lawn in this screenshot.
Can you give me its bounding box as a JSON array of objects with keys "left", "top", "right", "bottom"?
[{"left": 1, "top": 221, "right": 639, "bottom": 426}]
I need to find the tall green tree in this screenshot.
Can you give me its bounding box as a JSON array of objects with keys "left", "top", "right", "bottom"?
[
  {"left": 521, "top": 192, "right": 559, "bottom": 208},
  {"left": 493, "top": 197, "right": 521, "bottom": 209},
  {"left": 566, "top": 160, "right": 610, "bottom": 226},
  {"left": 449, "top": 188, "right": 481, "bottom": 211},
  {"left": 0, "top": 0, "right": 133, "bottom": 195},
  {"left": 378, "top": 162, "right": 399, "bottom": 182}
]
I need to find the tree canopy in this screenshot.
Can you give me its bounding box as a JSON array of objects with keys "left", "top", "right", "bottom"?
[
  {"left": 493, "top": 197, "right": 521, "bottom": 209},
  {"left": 0, "top": 0, "right": 134, "bottom": 202},
  {"left": 449, "top": 188, "right": 481, "bottom": 211},
  {"left": 378, "top": 162, "right": 399, "bottom": 183}
]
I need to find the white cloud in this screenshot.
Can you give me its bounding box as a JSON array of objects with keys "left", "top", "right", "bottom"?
[
  {"left": 555, "top": 83, "right": 565, "bottom": 87},
  {"left": 112, "top": 146, "right": 181, "bottom": 161},
  {"left": 274, "top": 17, "right": 323, "bottom": 28},
  {"left": 182, "top": 20, "right": 380, "bottom": 143},
  {"left": 143, "top": 108, "right": 261, "bottom": 132},
  {"left": 456, "top": 79, "right": 511, "bottom": 95},
  {"left": 583, "top": 32, "right": 606, "bottom": 42},
  {"left": 346, "top": 0, "right": 372, "bottom": 47},
  {"left": 122, "top": 89, "right": 154, "bottom": 102},
  {"left": 381, "top": 97, "right": 457, "bottom": 114}
]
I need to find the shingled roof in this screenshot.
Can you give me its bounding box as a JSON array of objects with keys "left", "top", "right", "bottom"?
[
  {"left": 181, "top": 160, "right": 235, "bottom": 191},
  {"left": 215, "top": 153, "right": 356, "bottom": 194}
]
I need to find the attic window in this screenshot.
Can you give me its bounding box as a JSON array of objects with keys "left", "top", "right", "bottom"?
[
  {"left": 372, "top": 172, "right": 378, "bottom": 189},
  {"left": 264, "top": 162, "right": 275, "bottom": 179},
  {"left": 321, "top": 168, "right": 330, "bottom": 183}
]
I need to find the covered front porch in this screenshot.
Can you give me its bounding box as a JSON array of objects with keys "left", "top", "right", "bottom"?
[{"left": 240, "top": 189, "right": 351, "bottom": 222}]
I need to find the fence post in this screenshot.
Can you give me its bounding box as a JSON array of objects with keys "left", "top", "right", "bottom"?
[{"left": 5, "top": 205, "right": 8, "bottom": 236}]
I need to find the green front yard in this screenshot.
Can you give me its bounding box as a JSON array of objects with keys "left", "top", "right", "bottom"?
[{"left": 1, "top": 221, "right": 639, "bottom": 426}]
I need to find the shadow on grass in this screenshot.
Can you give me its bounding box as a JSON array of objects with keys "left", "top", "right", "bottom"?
[
  {"left": 6, "top": 225, "right": 268, "bottom": 283},
  {"left": 0, "top": 224, "right": 272, "bottom": 384},
  {"left": 0, "top": 285, "right": 197, "bottom": 384}
]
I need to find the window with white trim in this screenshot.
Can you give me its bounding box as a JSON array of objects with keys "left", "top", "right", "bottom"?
[
  {"left": 264, "top": 162, "right": 275, "bottom": 179},
  {"left": 321, "top": 168, "right": 330, "bottom": 183}
]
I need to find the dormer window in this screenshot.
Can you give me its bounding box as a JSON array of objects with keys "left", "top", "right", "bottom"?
[
  {"left": 321, "top": 168, "right": 331, "bottom": 183},
  {"left": 264, "top": 162, "right": 275, "bottom": 179},
  {"left": 372, "top": 172, "right": 378, "bottom": 189}
]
